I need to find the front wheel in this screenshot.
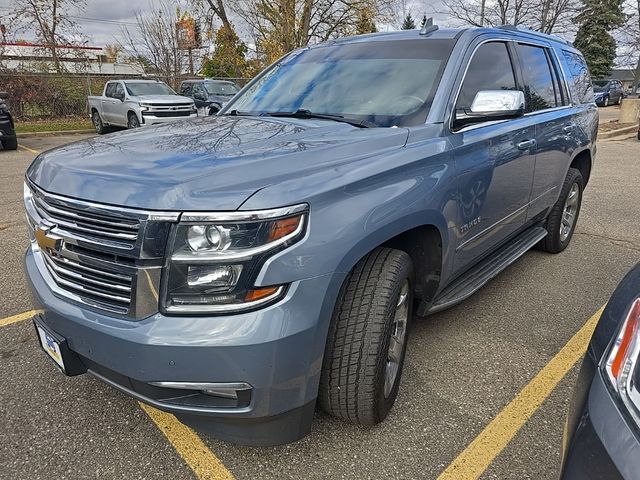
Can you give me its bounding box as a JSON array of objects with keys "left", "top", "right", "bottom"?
[
  {"left": 127, "top": 113, "right": 140, "bottom": 129},
  {"left": 319, "top": 247, "right": 413, "bottom": 425},
  {"left": 1, "top": 136, "right": 17, "bottom": 150},
  {"left": 539, "top": 168, "right": 584, "bottom": 253}
]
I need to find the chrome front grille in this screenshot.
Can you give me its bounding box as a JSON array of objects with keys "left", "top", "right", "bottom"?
[
  {"left": 25, "top": 180, "right": 178, "bottom": 319},
  {"left": 31, "top": 191, "right": 140, "bottom": 249},
  {"left": 41, "top": 251, "right": 133, "bottom": 314}
]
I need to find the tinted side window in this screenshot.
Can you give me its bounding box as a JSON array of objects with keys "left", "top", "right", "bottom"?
[
  {"left": 105, "top": 83, "right": 116, "bottom": 98},
  {"left": 562, "top": 50, "right": 594, "bottom": 104},
  {"left": 113, "top": 83, "right": 124, "bottom": 98},
  {"left": 457, "top": 42, "right": 517, "bottom": 111},
  {"left": 516, "top": 44, "right": 557, "bottom": 112},
  {"left": 181, "top": 83, "right": 192, "bottom": 95}
]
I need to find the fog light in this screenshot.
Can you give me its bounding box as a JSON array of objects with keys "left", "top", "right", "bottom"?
[{"left": 187, "top": 264, "right": 241, "bottom": 289}]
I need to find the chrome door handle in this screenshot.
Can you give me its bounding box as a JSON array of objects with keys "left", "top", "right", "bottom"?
[
  {"left": 517, "top": 139, "right": 536, "bottom": 150},
  {"left": 563, "top": 124, "right": 576, "bottom": 133}
]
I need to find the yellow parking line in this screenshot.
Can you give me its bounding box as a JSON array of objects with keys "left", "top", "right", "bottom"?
[
  {"left": 139, "top": 403, "right": 235, "bottom": 480},
  {"left": 0, "top": 310, "right": 234, "bottom": 478},
  {"left": 437, "top": 305, "right": 605, "bottom": 480},
  {"left": 18, "top": 144, "right": 40, "bottom": 154},
  {"left": 0, "top": 309, "right": 42, "bottom": 327}
]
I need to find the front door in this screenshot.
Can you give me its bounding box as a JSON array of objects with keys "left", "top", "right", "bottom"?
[{"left": 449, "top": 41, "right": 536, "bottom": 274}]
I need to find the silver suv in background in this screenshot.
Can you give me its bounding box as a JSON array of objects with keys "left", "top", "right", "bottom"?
[{"left": 88, "top": 79, "right": 197, "bottom": 134}]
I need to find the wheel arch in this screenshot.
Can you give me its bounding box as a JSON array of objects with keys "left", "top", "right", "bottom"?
[
  {"left": 570, "top": 148, "right": 592, "bottom": 186},
  {"left": 333, "top": 214, "right": 448, "bottom": 305}
]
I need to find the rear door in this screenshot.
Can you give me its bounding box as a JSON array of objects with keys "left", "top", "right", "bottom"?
[
  {"left": 449, "top": 40, "right": 536, "bottom": 274},
  {"left": 513, "top": 42, "right": 578, "bottom": 220}
]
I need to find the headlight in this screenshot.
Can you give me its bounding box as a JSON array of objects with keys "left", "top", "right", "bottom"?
[
  {"left": 161, "top": 204, "right": 307, "bottom": 314},
  {"left": 138, "top": 102, "right": 150, "bottom": 111},
  {"left": 604, "top": 298, "right": 640, "bottom": 425}
]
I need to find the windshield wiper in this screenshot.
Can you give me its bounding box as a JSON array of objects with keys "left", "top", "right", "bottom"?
[{"left": 264, "top": 109, "right": 375, "bottom": 128}]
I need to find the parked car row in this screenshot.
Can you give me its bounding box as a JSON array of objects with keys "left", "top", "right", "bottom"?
[{"left": 88, "top": 79, "right": 241, "bottom": 135}]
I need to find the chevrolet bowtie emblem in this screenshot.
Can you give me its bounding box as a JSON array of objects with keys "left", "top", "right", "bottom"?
[{"left": 35, "top": 225, "right": 62, "bottom": 252}]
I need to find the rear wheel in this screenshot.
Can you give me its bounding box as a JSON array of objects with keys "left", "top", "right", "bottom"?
[
  {"left": 127, "top": 112, "right": 140, "bottom": 129},
  {"left": 603, "top": 96, "right": 609, "bottom": 107},
  {"left": 319, "top": 247, "right": 413, "bottom": 425},
  {"left": 92, "top": 110, "right": 108, "bottom": 135},
  {"left": 539, "top": 168, "right": 584, "bottom": 253}
]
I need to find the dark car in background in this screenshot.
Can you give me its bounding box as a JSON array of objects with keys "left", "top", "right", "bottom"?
[
  {"left": 562, "top": 263, "right": 640, "bottom": 479},
  {"left": 179, "top": 79, "right": 240, "bottom": 116},
  {"left": 593, "top": 79, "right": 624, "bottom": 107},
  {"left": 0, "top": 91, "right": 17, "bottom": 150}
]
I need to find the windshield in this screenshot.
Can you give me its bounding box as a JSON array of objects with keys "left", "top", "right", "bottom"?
[
  {"left": 225, "top": 39, "right": 455, "bottom": 127},
  {"left": 204, "top": 81, "right": 239, "bottom": 96},
  {"left": 593, "top": 80, "right": 609, "bottom": 91},
  {"left": 125, "top": 82, "right": 176, "bottom": 96}
]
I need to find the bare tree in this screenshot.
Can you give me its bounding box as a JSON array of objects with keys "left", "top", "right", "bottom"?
[
  {"left": 121, "top": 1, "right": 187, "bottom": 88},
  {"left": 435, "top": 0, "right": 579, "bottom": 35},
  {"left": 233, "top": 0, "right": 396, "bottom": 63},
  {"left": 8, "top": 0, "right": 86, "bottom": 72}
]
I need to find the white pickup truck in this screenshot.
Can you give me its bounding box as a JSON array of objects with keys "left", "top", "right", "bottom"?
[{"left": 88, "top": 79, "right": 197, "bottom": 134}]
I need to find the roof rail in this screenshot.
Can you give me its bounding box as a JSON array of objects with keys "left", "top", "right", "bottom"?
[
  {"left": 420, "top": 17, "right": 439, "bottom": 36},
  {"left": 496, "top": 25, "right": 572, "bottom": 46}
]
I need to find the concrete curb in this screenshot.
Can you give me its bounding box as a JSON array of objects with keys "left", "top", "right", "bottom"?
[
  {"left": 599, "top": 124, "right": 638, "bottom": 139},
  {"left": 16, "top": 129, "right": 95, "bottom": 138}
]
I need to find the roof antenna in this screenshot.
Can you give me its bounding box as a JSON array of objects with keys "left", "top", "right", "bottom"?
[{"left": 419, "top": 17, "right": 438, "bottom": 35}]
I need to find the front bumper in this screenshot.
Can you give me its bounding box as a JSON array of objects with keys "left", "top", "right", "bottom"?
[
  {"left": 25, "top": 247, "right": 345, "bottom": 445},
  {"left": 140, "top": 113, "right": 198, "bottom": 126},
  {"left": 562, "top": 368, "right": 640, "bottom": 479}
]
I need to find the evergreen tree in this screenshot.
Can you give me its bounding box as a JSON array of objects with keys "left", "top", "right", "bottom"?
[
  {"left": 573, "top": 0, "right": 625, "bottom": 78},
  {"left": 201, "top": 26, "right": 249, "bottom": 78},
  {"left": 402, "top": 13, "right": 417, "bottom": 30}
]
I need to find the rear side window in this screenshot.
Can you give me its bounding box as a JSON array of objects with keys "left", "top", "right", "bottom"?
[
  {"left": 562, "top": 50, "right": 594, "bottom": 104},
  {"left": 181, "top": 83, "right": 192, "bottom": 96},
  {"left": 456, "top": 42, "right": 517, "bottom": 111},
  {"left": 516, "top": 44, "right": 558, "bottom": 112}
]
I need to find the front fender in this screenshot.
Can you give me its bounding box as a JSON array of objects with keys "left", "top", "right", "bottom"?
[{"left": 254, "top": 145, "right": 457, "bottom": 287}]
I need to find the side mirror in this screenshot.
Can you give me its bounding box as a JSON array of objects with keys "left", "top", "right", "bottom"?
[
  {"left": 0, "top": 92, "right": 8, "bottom": 100},
  {"left": 455, "top": 90, "right": 525, "bottom": 129}
]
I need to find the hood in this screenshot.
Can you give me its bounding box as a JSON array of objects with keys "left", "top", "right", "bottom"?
[
  {"left": 135, "top": 94, "right": 194, "bottom": 104},
  {"left": 27, "top": 116, "right": 409, "bottom": 211}
]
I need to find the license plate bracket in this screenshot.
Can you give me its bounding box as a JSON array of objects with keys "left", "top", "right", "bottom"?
[{"left": 33, "top": 315, "right": 86, "bottom": 376}]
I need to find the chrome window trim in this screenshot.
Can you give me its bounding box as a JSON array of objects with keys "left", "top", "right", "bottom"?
[{"left": 448, "top": 35, "right": 574, "bottom": 133}]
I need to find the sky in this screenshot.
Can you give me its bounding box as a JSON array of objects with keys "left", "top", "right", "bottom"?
[{"left": 0, "top": 0, "right": 445, "bottom": 47}]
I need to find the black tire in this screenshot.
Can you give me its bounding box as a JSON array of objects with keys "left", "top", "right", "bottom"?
[
  {"left": 92, "top": 110, "right": 108, "bottom": 135},
  {"left": 1, "top": 136, "right": 17, "bottom": 150},
  {"left": 127, "top": 112, "right": 140, "bottom": 129},
  {"left": 319, "top": 247, "right": 414, "bottom": 425},
  {"left": 539, "top": 167, "right": 584, "bottom": 253},
  {"left": 208, "top": 105, "right": 220, "bottom": 115},
  {"left": 603, "top": 96, "right": 609, "bottom": 107}
]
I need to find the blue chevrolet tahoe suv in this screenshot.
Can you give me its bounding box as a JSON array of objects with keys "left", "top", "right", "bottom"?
[{"left": 24, "top": 25, "right": 598, "bottom": 446}]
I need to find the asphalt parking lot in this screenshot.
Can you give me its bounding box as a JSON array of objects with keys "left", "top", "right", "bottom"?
[{"left": 1, "top": 130, "right": 639, "bottom": 480}]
